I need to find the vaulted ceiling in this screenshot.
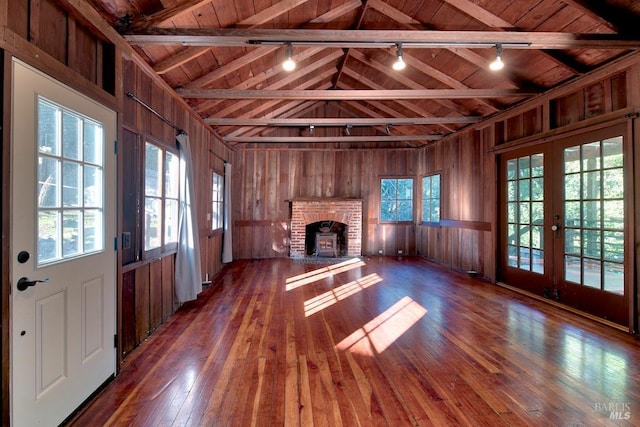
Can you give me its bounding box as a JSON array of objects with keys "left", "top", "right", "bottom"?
[{"left": 87, "top": 0, "right": 640, "bottom": 149}]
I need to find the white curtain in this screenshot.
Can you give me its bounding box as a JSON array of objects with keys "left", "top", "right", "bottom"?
[
  {"left": 222, "top": 162, "right": 233, "bottom": 263},
  {"left": 175, "top": 133, "right": 203, "bottom": 302}
]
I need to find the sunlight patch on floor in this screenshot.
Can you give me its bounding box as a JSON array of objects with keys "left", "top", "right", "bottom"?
[
  {"left": 336, "top": 296, "right": 427, "bottom": 356},
  {"left": 286, "top": 257, "right": 365, "bottom": 291},
  {"left": 304, "top": 273, "right": 383, "bottom": 317}
]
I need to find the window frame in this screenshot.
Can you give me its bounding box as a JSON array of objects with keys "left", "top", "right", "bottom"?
[
  {"left": 211, "top": 169, "right": 224, "bottom": 232},
  {"left": 142, "top": 138, "right": 180, "bottom": 259},
  {"left": 379, "top": 176, "right": 415, "bottom": 223},
  {"left": 420, "top": 172, "right": 442, "bottom": 225}
]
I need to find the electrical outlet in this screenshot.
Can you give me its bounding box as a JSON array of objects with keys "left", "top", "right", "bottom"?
[
  {"left": 378, "top": 249, "right": 383, "bottom": 255},
  {"left": 398, "top": 250, "right": 403, "bottom": 255}
]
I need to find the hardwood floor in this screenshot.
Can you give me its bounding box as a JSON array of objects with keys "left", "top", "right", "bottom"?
[{"left": 70, "top": 257, "right": 640, "bottom": 426}]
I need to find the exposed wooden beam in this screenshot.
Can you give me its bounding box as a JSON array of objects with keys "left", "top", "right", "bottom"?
[
  {"left": 224, "top": 135, "right": 442, "bottom": 143},
  {"left": 206, "top": 117, "right": 480, "bottom": 126},
  {"left": 179, "top": 88, "right": 538, "bottom": 100},
  {"left": 123, "top": 28, "right": 640, "bottom": 49}
]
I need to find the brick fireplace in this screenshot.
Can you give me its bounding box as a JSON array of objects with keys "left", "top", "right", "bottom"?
[{"left": 290, "top": 198, "right": 362, "bottom": 258}]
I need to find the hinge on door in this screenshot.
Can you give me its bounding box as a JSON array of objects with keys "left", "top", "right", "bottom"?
[
  {"left": 114, "top": 140, "right": 118, "bottom": 154},
  {"left": 114, "top": 334, "right": 118, "bottom": 348},
  {"left": 114, "top": 236, "right": 118, "bottom": 250}
]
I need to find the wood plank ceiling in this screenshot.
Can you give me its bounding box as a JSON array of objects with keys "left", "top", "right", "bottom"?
[{"left": 87, "top": 0, "right": 640, "bottom": 149}]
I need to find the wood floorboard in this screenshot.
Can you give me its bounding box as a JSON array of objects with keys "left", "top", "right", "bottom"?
[{"left": 68, "top": 257, "right": 640, "bottom": 426}]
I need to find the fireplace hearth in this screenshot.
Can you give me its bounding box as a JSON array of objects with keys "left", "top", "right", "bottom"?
[{"left": 290, "top": 199, "right": 362, "bottom": 258}]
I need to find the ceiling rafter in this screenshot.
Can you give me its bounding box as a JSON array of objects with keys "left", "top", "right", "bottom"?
[
  {"left": 224, "top": 135, "right": 441, "bottom": 143},
  {"left": 369, "top": 0, "right": 535, "bottom": 88},
  {"left": 337, "top": 73, "right": 457, "bottom": 133},
  {"left": 123, "top": 28, "right": 640, "bottom": 50},
  {"left": 179, "top": 88, "right": 538, "bottom": 100},
  {"left": 150, "top": 0, "right": 311, "bottom": 75},
  {"left": 206, "top": 117, "right": 480, "bottom": 126},
  {"left": 195, "top": 47, "right": 329, "bottom": 114},
  {"left": 347, "top": 49, "right": 498, "bottom": 114},
  {"left": 204, "top": 51, "right": 342, "bottom": 118},
  {"left": 220, "top": 72, "right": 337, "bottom": 135},
  {"left": 443, "top": 0, "right": 588, "bottom": 74}
]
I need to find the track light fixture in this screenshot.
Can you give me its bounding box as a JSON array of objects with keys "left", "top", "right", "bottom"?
[
  {"left": 309, "top": 124, "right": 314, "bottom": 135},
  {"left": 282, "top": 42, "right": 296, "bottom": 71},
  {"left": 489, "top": 43, "right": 504, "bottom": 71},
  {"left": 392, "top": 43, "right": 406, "bottom": 71},
  {"left": 344, "top": 124, "right": 352, "bottom": 136},
  {"left": 385, "top": 124, "right": 392, "bottom": 135}
]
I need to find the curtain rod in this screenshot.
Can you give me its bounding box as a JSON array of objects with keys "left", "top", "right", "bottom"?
[
  {"left": 126, "top": 92, "right": 185, "bottom": 135},
  {"left": 128, "top": 91, "right": 229, "bottom": 163}
]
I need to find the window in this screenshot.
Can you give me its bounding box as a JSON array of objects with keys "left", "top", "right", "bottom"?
[
  {"left": 380, "top": 178, "right": 413, "bottom": 222},
  {"left": 422, "top": 174, "right": 441, "bottom": 223},
  {"left": 144, "top": 141, "right": 179, "bottom": 254},
  {"left": 37, "top": 97, "right": 105, "bottom": 265},
  {"left": 212, "top": 171, "right": 223, "bottom": 230}
]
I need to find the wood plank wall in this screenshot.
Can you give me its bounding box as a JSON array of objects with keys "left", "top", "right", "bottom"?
[
  {"left": 232, "top": 147, "right": 419, "bottom": 259},
  {"left": 119, "top": 58, "right": 234, "bottom": 356},
  {"left": 0, "top": 0, "right": 235, "bottom": 368}
]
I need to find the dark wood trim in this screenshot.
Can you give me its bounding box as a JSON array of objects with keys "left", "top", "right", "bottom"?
[
  {"left": 1, "top": 49, "right": 11, "bottom": 427},
  {"left": 438, "top": 219, "right": 492, "bottom": 231}
]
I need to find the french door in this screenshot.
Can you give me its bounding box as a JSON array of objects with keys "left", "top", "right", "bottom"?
[{"left": 500, "top": 123, "right": 629, "bottom": 326}]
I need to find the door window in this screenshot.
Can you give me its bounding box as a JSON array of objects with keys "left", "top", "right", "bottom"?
[{"left": 37, "top": 98, "right": 104, "bottom": 265}]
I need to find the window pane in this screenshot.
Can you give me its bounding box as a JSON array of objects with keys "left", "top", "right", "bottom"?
[
  {"left": 84, "top": 165, "right": 102, "bottom": 208},
  {"left": 564, "top": 146, "right": 581, "bottom": 174},
  {"left": 63, "top": 210, "right": 82, "bottom": 256},
  {"left": 83, "top": 120, "right": 103, "bottom": 165},
  {"left": 582, "top": 201, "right": 601, "bottom": 228},
  {"left": 84, "top": 209, "right": 102, "bottom": 253},
  {"left": 396, "top": 200, "right": 413, "bottom": 221},
  {"left": 506, "top": 159, "right": 517, "bottom": 180},
  {"left": 603, "top": 169, "right": 623, "bottom": 199},
  {"left": 381, "top": 179, "right": 397, "bottom": 201},
  {"left": 602, "top": 137, "right": 623, "bottom": 168},
  {"left": 582, "top": 141, "right": 601, "bottom": 171},
  {"left": 582, "top": 171, "right": 600, "bottom": 199},
  {"left": 582, "top": 229, "right": 601, "bottom": 258},
  {"left": 397, "top": 179, "right": 413, "bottom": 199},
  {"left": 38, "top": 157, "right": 60, "bottom": 208},
  {"left": 38, "top": 210, "right": 59, "bottom": 263},
  {"left": 583, "top": 259, "right": 601, "bottom": 289},
  {"left": 518, "top": 157, "right": 530, "bottom": 178},
  {"left": 564, "top": 173, "right": 580, "bottom": 200},
  {"left": 518, "top": 179, "right": 530, "bottom": 201},
  {"left": 63, "top": 161, "right": 81, "bottom": 207},
  {"left": 145, "top": 197, "right": 161, "bottom": 251},
  {"left": 532, "top": 249, "right": 544, "bottom": 274},
  {"left": 531, "top": 153, "right": 544, "bottom": 177},
  {"left": 38, "top": 101, "right": 59, "bottom": 155},
  {"left": 62, "top": 111, "right": 82, "bottom": 160},
  {"left": 381, "top": 200, "right": 396, "bottom": 222},
  {"left": 603, "top": 231, "right": 624, "bottom": 262},
  {"left": 565, "top": 256, "right": 581, "bottom": 284},
  {"left": 165, "top": 152, "right": 179, "bottom": 199},
  {"left": 603, "top": 262, "right": 624, "bottom": 294},
  {"left": 145, "top": 143, "right": 162, "bottom": 197},
  {"left": 165, "top": 199, "right": 179, "bottom": 244}
]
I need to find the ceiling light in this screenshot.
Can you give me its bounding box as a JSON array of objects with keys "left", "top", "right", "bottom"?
[
  {"left": 392, "top": 43, "right": 406, "bottom": 71},
  {"left": 385, "top": 124, "right": 392, "bottom": 135},
  {"left": 282, "top": 42, "right": 296, "bottom": 71},
  {"left": 489, "top": 44, "right": 504, "bottom": 71},
  {"left": 344, "top": 124, "right": 351, "bottom": 136},
  {"left": 309, "top": 124, "right": 314, "bottom": 135}
]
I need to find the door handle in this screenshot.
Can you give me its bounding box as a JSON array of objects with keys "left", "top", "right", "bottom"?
[{"left": 17, "top": 277, "right": 49, "bottom": 291}]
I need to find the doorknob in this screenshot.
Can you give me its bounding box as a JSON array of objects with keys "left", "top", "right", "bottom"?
[{"left": 16, "top": 277, "right": 49, "bottom": 291}]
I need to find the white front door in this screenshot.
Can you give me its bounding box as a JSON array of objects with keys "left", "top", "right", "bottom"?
[{"left": 10, "top": 59, "right": 116, "bottom": 426}]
